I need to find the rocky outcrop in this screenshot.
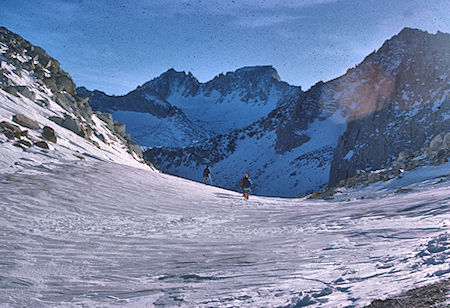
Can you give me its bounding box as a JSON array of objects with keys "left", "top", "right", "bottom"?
[
  {"left": 311, "top": 132, "right": 449, "bottom": 199},
  {"left": 1, "top": 121, "right": 24, "bottom": 139},
  {"left": 0, "top": 27, "right": 75, "bottom": 95},
  {"left": 0, "top": 26, "right": 148, "bottom": 163},
  {"left": 329, "top": 28, "right": 450, "bottom": 186}
]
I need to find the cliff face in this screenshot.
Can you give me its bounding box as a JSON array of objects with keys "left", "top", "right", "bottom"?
[{"left": 328, "top": 28, "right": 450, "bottom": 185}]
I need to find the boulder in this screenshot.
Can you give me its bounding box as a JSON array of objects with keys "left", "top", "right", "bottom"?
[
  {"left": 429, "top": 134, "right": 444, "bottom": 151},
  {"left": 97, "top": 112, "right": 114, "bottom": 129},
  {"left": 0, "top": 121, "right": 22, "bottom": 139},
  {"left": 61, "top": 116, "right": 82, "bottom": 135},
  {"left": 14, "top": 139, "right": 32, "bottom": 148},
  {"left": 4, "top": 85, "right": 18, "bottom": 96},
  {"left": 34, "top": 141, "right": 49, "bottom": 149},
  {"left": 48, "top": 116, "right": 64, "bottom": 126},
  {"left": 15, "top": 86, "right": 35, "bottom": 101},
  {"left": 95, "top": 132, "right": 106, "bottom": 143},
  {"left": 42, "top": 126, "right": 57, "bottom": 143},
  {"left": 12, "top": 114, "right": 40, "bottom": 130},
  {"left": 368, "top": 172, "right": 382, "bottom": 184},
  {"left": 113, "top": 121, "right": 126, "bottom": 137},
  {"left": 127, "top": 139, "right": 143, "bottom": 158},
  {"left": 54, "top": 93, "right": 73, "bottom": 112},
  {"left": 443, "top": 132, "right": 450, "bottom": 150},
  {"left": 55, "top": 75, "right": 76, "bottom": 94}
]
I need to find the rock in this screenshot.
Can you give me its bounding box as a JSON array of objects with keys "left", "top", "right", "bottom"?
[
  {"left": 55, "top": 74, "right": 76, "bottom": 94},
  {"left": 15, "top": 86, "right": 35, "bottom": 101},
  {"left": 95, "top": 132, "right": 107, "bottom": 144},
  {"left": 127, "top": 139, "right": 143, "bottom": 158},
  {"left": 0, "top": 121, "right": 22, "bottom": 139},
  {"left": 429, "top": 133, "right": 444, "bottom": 151},
  {"left": 48, "top": 116, "right": 64, "bottom": 126},
  {"left": 97, "top": 112, "right": 114, "bottom": 126},
  {"left": 78, "top": 126, "right": 92, "bottom": 138},
  {"left": 34, "top": 141, "right": 49, "bottom": 149},
  {"left": 113, "top": 121, "right": 126, "bottom": 137},
  {"left": 54, "top": 93, "right": 74, "bottom": 112},
  {"left": 14, "top": 139, "right": 32, "bottom": 148},
  {"left": 35, "top": 99, "right": 49, "bottom": 107},
  {"left": 42, "top": 126, "right": 56, "bottom": 143},
  {"left": 4, "top": 86, "right": 18, "bottom": 96},
  {"left": 12, "top": 114, "right": 40, "bottom": 130},
  {"left": 61, "top": 116, "right": 82, "bottom": 135},
  {"left": 443, "top": 132, "right": 450, "bottom": 150},
  {"left": 397, "top": 150, "right": 411, "bottom": 162},
  {"left": 92, "top": 140, "right": 100, "bottom": 148},
  {"left": 367, "top": 172, "right": 382, "bottom": 184}
]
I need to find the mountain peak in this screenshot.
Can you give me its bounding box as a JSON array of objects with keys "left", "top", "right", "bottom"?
[{"left": 229, "top": 65, "right": 281, "bottom": 82}]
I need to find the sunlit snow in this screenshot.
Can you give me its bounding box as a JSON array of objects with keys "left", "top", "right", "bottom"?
[{"left": 0, "top": 158, "right": 448, "bottom": 307}]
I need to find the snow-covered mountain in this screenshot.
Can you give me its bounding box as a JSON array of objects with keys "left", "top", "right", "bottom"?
[
  {"left": 144, "top": 28, "right": 449, "bottom": 197},
  {"left": 78, "top": 66, "right": 301, "bottom": 147},
  {"left": 0, "top": 26, "right": 151, "bottom": 171}
]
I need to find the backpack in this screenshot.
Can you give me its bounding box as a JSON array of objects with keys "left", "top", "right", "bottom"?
[{"left": 242, "top": 178, "right": 252, "bottom": 188}]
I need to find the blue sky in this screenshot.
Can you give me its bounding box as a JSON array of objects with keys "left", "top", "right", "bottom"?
[{"left": 1, "top": 0, "right": 449, "bottom": 95}]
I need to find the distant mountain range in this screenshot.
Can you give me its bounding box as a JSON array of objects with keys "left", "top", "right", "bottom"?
[
  {"left": 78, "top": 28, "right": 448, "bottom": 197},
  {"left": 77, "top": 66, "right": 301, "bottom": 148}
]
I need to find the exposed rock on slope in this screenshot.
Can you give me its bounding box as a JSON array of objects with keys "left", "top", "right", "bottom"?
[
  {"left": 329, "top": 28, "right": 450, "bottom": 185},
  {"left": 0, "top": 26, "right": 149, "bottom": 169}
]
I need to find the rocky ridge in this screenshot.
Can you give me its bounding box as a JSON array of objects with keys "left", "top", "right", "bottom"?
[
  {"left": 79, "top": 65, "right": 302, "bottom": 148},
  {"left": 0, "top": 26, "right": 149, "bottom": 168}
]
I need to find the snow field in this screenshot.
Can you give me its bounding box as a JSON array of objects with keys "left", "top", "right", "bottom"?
[{"left": 0, "top": 159, "right": 448, "bottom": 307}]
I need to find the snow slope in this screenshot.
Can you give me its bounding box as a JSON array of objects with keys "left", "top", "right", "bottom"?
[
  {"left": 1, "top": 158, "right": 448, "bottom": 307},
  {"left": 157, "top": 109, "right": 347, "bottom": 197}
]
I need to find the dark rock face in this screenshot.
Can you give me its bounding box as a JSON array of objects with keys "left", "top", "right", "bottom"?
[{"left": 328, "top": 28, "right": 450, "bottom": 185}]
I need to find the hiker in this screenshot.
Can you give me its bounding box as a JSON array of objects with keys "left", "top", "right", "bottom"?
[
  {"left": 203, "top": 166, "right": 212, "bottom": 185},
  {"left": 239, "top": 173, "right": 252, "bottom": 199}
]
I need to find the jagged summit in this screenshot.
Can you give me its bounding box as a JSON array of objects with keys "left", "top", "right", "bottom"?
[{"left": 81, "top": 64, "right": 301, "bottom": 147}]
